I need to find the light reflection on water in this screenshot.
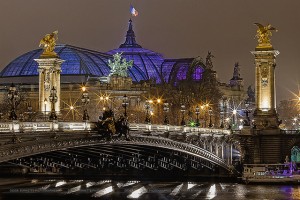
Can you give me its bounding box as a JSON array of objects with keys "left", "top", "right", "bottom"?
[{"left": 1, "top": 179, "right": 300, "bottom": 199}]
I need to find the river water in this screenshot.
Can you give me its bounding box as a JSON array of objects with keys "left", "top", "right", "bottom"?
[{"left": 1, "top": 178, "right": 300, "bottom": 200}]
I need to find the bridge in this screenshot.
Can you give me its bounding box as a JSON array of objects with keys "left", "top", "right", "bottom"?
[{"left": 0, "top": 121, "right": 242, "bottom": 176}]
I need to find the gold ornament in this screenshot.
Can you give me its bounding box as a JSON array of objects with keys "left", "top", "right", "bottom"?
[
  {"left": 39, "top": 31, "right": 58, "bottom": 57},
  {"left": 254, "top": 23, "right": 277, "bottom": 49}
]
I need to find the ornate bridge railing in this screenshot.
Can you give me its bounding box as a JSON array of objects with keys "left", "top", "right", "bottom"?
[{"left": 0, "top": 121, "right": 231, "bottom": 135}]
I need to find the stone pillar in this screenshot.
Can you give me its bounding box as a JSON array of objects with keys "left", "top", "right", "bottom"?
[
  {"left": 251, "top": 50, "right": 280, "bottom": 130},
  {"left": 34, "top": 58, "right": 64, "bottom": 115}
]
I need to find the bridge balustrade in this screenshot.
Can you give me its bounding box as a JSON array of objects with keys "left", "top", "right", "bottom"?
[{"left": 0, "top": 121, "right": 96, "bottom": 133}]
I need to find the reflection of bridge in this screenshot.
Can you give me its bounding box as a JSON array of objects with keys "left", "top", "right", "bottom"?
[{"left": 0, "top": 121, "right": 241, "bottom": 176}]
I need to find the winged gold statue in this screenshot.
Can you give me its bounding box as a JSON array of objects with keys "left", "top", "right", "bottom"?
[
  {"left": 39, "top": 30, "right": 58, "bottom": 57},
  {"left": 254, "top": 23, "right": 277, "bottom": 49}
]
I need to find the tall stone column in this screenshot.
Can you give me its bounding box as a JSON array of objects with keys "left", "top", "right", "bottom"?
[
  {"left": 251, "top": 23, "right": 280, "bottom": 130},
  {"left": 34, "top": 58, "right": 64, "bottom": 115}
]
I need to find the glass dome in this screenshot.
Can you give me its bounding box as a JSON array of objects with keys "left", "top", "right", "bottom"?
[
  {"left": 107, "top": 19, "right": 165, "bottom": 83},
  {"left": 0, "top": 44, "right": 147, "bottom": 83}
]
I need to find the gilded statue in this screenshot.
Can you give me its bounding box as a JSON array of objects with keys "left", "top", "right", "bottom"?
[
  {"left": 108, "top": 53, "right": 133, "bottom": 77},
  {"left": 254, "top": 23, "right": 277, "bottom": 49},
  {"left": 39, "top": 30, "right": 58, "bottom": 57}
]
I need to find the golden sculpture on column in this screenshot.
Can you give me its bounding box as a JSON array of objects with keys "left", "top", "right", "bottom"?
[
  {"left": 39, "top": 30, "right": 59, "bottom": 58},
  {"left": 254, "top": 23, "right": 277, "bottom": 50}
]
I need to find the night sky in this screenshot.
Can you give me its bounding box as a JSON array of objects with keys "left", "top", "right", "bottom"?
[{"left": 0, "top": 0, "right": 299, "bottom": 102}]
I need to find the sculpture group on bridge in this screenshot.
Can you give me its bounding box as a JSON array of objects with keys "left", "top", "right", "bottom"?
[{"left": 96, "top": 109, "right": 130, "bottom": 141}]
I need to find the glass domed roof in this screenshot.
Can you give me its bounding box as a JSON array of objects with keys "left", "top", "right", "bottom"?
[
  {"left": 0, "top": 44, "right": 147, "bottom": 82},
  {"left": 107, "top": 19, "right": 165, "bottom": 83}
]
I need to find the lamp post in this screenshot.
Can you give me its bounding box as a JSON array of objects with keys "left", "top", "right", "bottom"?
[
  {"left": 180, "top": 104, "right": 186, "bottom": 126},
  {"left": 27, "top": 103, "right": 33, "bottom": 121},
  {"left": 208, "top": 107, "right": 213, "bottom": 128},
  {"left": 220, "top": 109, "right": 225, "bottom": 128},
  {"left": 122, "top": 94, "right": 129, "bottom": 117},
  {"left": 145, "top": 100, "right": 151, "bottom": 123},
  {"left": 49, "top": 86, "right": 58, "bottom": 120},
  {"left": 7, "top": 83, "right": 19, "bottom": 120},
  {"left": 81, "top": 86, "right": 90, "bottom": 121},
  {"left": 243, "top": 101, "right": 251, "bottom": 126},
  {"left": 163, "top": 102, "right": 169, "bottom": 125},
  {"left": 232, "top": 109, "right": 237, "bottom": 129},
  {"left": 195, "top": 105, "right": 200, "bottom": 127}
]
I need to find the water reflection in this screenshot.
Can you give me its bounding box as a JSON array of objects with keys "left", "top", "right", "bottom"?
[{"left": 1, "top": 178, "right": 300, "bottom": 199}]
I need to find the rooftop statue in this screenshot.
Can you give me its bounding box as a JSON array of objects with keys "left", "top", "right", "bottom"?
[
  {"left": 254, "top": 23, "right": 277, "bottom": 49},
  {"left": 205, "top": 51, "right": 214, "bottom": 69},
  {"left": 108, "top": 53, "right": 133, "bottom": 77},
  {"left": 39, "top": 30, "right": 58, "bottom": 57}
]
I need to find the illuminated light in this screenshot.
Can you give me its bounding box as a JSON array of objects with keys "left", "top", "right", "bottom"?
[
  {"left": 127, "top": 186, "right": 147, "bottom": 199},
  {"left": 205, "top": 104, "right": 209, "bottom": 107},
  {"left": 100, "top": 96, "right": 104, "bottom": 100},
  {"left": 86, "top": 182, "right": 96, "bottom": 188},
  {"left": 206, "top": 184, "right": 216, "bottom": 199},
  {"left": 157, "top": 99, "right": 161, "bottom": 103},
  {"left": 122, "top": 181, "right": 140, "bottom": 187},
  {"left": 95, "top": 180, "right": 111, "bottom": 185},
  {"left": 294, "top": 118, "right": 297, "bottom": 122},
  {"left": 67, "top": 185, "right": 81, "bottom": 194},
  {"left": 233, "top": 109, "right": 237, "bottom": 115},
  {"left": 105, "top": 96, "right": 109, "bottom": 100},
  {"left": 190, "top": 121, "right": 195, "bottom": 127},
  {"left": 150, "top": 111, "right": 154, "bottom": 116},
  {"left": 200, "top": 105, "right": 204, "bottom": 109},
  {"left": 55, "top": 180, "right": 67, "bottom": 187},
  {"left": 92, "top": 186, "right": 113, "bottom": 197},
  {"left": 103, "top": 107, "right": 106, "bottom": 111},
  {"left": 70, "top": 106, "right": 74, "bottom": 110},
  {"left": 40, "top": 184, "right": 51, "bottom": 190},
  {"left": 225, "top": 118, "right": 230, "bottom": 122},
  {"left": 187, "top": 182, "right": 197, "bottom": 189},
  {"left": 261, "top": 98, "right": 270, "bottom": 111},
  {"left": 170, "top": 183, "right": 183, "bottom": 196},
  {"left": 82, "top": 86, "right": 86, "bottom": 92},
  {"left": 149, "top": 100, "right": 153, "bottom": 104},
  {"left": 240, "top": 119, "right": 243, "bottom": 122}
]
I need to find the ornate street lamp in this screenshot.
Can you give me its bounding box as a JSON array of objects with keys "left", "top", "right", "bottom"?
[
  {"left": 195, "top": 105, "right": 200, "bottom": 127},
  {"left": 243, "top": 101, "right": 251, "bottom": 126},
  {"left": 208, "top": 107, "right": 213, "bottom": 128},
  {"left": 180, "top": 104, "right": 186, "bottom": 126},
  {"left": 26, "top": 103, "right": 33, "bottom": 121},
  {"left": 220, "top": 109, "right": 225, "bottom": 128},
  {"left": 8, "top": 83, "right": 19, "bottom": 120},
  {"left": 163, "top": 102, "right": 169, "bottom": 125},
  {"left": 49, "top": 86, "right": 58, "bottom": 120},
  {"left": 232, "top": 109, "right": 237, "bottom": 129},
  {"left": 144, "top": 100, "right": 151, "bottom": 123},
  {"left": 122, "top": 94, "right": 129, "bottom": 117},
  {"left": 81, "top": 87, "right": 90, "bottom": 121}
]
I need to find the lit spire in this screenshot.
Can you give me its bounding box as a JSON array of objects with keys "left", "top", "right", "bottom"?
[{"left": 119, "top": 19, "right": 142, "bottom": 48}]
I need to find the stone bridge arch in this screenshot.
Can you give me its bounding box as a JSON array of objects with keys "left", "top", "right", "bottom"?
[{"left": 0, "top": 134, "right": 239, "bottom": 175}]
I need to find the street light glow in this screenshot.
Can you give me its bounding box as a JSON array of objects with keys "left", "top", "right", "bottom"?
[{"left": 233, "top": 109, "right": 237, "bottom": 115}]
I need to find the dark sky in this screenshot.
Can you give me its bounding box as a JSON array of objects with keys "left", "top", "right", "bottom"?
[{"left": 0, "top": 0, "right": 299, "bottom": 102}]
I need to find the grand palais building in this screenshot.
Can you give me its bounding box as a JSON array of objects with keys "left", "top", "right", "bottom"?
[{"left": 0, "top": 20, "right": 246, "bottom": 126}]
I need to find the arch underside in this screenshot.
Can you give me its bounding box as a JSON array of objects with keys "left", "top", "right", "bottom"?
[{"left": 0, "top": 135, "right": 235, "bottom": 174}]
